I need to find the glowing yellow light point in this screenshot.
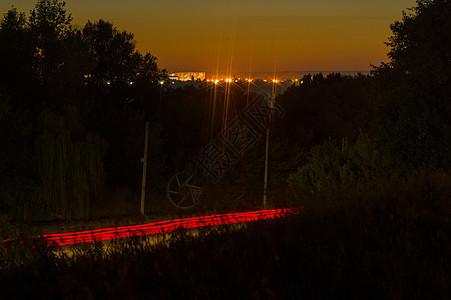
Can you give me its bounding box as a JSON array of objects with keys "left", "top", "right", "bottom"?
[{"left": 160, "top": 81, "right": 164, "bottom": 85}]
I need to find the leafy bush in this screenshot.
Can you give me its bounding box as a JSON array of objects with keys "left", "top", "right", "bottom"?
[{"left": 288, "top": 133, "right": 382, "bottom": 195}]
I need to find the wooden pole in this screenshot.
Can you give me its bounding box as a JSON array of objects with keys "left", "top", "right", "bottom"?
[
  {"left": 140, "top": 121, "right": 150, "bottom": 215},
  {"left": 263, "top": 126, "right": 270, "bottom": 207},
  {"left": 263, "top": 83, "right": 276, "bottom": 207}
]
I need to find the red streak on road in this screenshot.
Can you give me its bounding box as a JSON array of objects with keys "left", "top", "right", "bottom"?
[{"left": 3, "top": 208, "right": 303, "bottom": 247}]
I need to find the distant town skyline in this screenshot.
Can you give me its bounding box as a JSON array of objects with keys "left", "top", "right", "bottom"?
[{"left": 1, "top": 0, "right": 415, "bottom": 73}]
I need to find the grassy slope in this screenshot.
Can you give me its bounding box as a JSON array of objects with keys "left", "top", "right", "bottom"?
[{"left": 1, "top": 171, "right": 450, "bottom": 299}]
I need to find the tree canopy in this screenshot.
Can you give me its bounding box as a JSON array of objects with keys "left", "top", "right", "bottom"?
[{"left": 0, "top": 0, "right": 166, "bottom": 221}]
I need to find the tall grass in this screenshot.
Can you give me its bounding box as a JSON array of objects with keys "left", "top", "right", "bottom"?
[{"left": 1, "top": 170, "right": 449, "bottom": 299}]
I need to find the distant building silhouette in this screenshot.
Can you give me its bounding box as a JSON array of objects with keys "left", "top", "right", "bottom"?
[{"left": 169, "top": 72, "right": 205, "bottom": 81}]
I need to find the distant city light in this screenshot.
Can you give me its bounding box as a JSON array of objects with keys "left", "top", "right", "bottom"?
[
  {"left": 157, "top": 75, "right": 309, "bottom": 85},
  {"left": 168, "top": 71, "right": 205, "bottom": 82}
]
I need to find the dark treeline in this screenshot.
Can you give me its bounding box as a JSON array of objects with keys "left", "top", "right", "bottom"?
[
  {"left": 0, "top": 0, "right": 450, "bottom": 224},
  {"left": 0, "top": 1, "right": 171, "bottom": 221}
]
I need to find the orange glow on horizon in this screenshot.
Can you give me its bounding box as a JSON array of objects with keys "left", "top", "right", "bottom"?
[{"left": 0, "top": 0, "right": 416, "bottom": 73}]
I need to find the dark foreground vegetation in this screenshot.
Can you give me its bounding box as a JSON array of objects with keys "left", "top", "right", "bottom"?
[
  {"left": 0, "top": 0, "right": 450, "bottom": 298},
  {"left": 1, "top": 171, "right": 450, "bottom": 299}
]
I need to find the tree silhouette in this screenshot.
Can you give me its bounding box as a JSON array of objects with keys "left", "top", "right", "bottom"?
[
  {"left": 0, "top": 2, "right": 108, "bottom": 220},
  {"left": 386, "top": 0, "right": 450, "bottom": 81},
  {"left": 82, "top": 19, "right": 164, "bottom": 87},
  {"left": 0, "top": 8, "right": 34, "bottom": 109},
  {"left": 373, "top": 0, "right": 451, "bottom": 172}
]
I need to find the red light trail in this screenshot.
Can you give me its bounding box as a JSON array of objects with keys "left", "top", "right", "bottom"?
[{"left": 2, "top": 208, "right": 303, "bottom": 247}]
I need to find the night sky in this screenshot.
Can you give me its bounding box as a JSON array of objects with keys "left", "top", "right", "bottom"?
[{"left": 1, "top": 0, "right": 415, "bottom": 73}]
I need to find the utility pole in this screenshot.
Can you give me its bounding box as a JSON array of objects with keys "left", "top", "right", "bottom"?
[
  {"left": 263, "top": 124, "right": 270, "bottom": 207},
  {"left": 263, "top": 83, "right": 276, "bottom": 207},
  {"left": 140, "top": 121, "right": 150, "bottom": 215}
]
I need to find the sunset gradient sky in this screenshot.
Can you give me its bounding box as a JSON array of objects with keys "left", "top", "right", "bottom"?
[{"left": 1, "top": 0, "right": 415, "bottom": 73}]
